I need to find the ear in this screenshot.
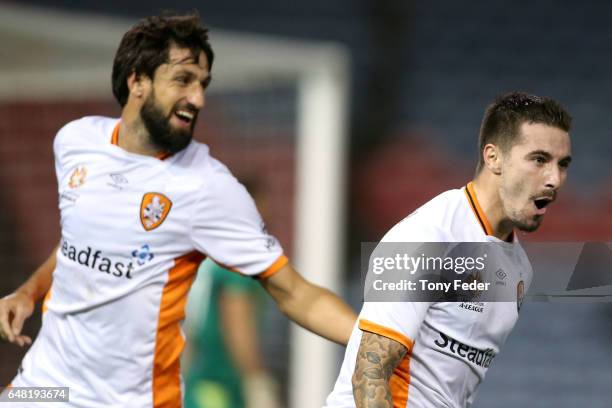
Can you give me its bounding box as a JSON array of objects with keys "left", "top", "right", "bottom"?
[
  {"left": 127, "top": 72, "right": 150, "bottom": 99},
  {"left": 482, "top": 143, "right": 502, "bottom": 175}
]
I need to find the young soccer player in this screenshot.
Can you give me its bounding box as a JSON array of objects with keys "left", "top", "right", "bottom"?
[{"left": 325, "top": 92, "right": 572, "bottom": 408}]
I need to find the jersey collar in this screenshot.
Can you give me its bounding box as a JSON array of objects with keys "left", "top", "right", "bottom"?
[
  {"left": 111, "top": 121, "right": 172, "bottom": 161},
  {"left": 464, "top": 181, "right": 515, "bottom": 242}
]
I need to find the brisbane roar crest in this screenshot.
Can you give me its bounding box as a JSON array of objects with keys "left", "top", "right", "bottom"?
[{"left": 140, "top": 193, "right": 172, "bottom": 231}]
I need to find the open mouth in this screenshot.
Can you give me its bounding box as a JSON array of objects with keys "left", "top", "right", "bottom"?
[
  {"left": 533, "top": 197, "right": 553, "bottom": 212},
  {"left": 533, "top": 198, "right": 552, "bottom": 210},
  {"left": 174, "top": 109, "right": 195, "bottom": 125}
]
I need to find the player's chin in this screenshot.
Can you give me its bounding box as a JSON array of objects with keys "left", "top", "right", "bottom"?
[
  {"left": 168, "top": 136, "right": 192, "bottom": 153},
  {"left": 171, "top": 125, "right": 193, "bottom": 139},
  {"left": 169, "top": 118, "right": 193, "bottom": 134},
  {"left": 160, "top": 129, "right": 192, "bottom": 153},
  {"left": 514, "top": 215, "right": 543, "bottom": 233}
]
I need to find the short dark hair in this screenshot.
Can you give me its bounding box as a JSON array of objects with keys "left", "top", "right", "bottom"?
[
  {"left": 476, "top": 92, "right": 572, "bottom": 173},
  {"left": 111, "top": 12, "right": 214, "bottom": 107}
]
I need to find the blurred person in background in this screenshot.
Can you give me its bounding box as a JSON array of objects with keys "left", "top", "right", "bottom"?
[
  {"left": 0, "top": 12, "right": 355, "bottom": 408},
  {"left": 325, "top": 92, "right": 573, "bottom": 408},
  {"left": 183, "top": 178, "right": 281, "bottom": 408}
]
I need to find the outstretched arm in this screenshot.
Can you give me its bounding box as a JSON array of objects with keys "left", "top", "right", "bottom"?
[
  {"left": 0, "top": 244, "right": 57, "bottom": 346},
  {"left": 352, "top": 331, "right": 407, "bottom": 407},
  {"left": 260, "top": 263, "right": 356, "bottom": 345}
]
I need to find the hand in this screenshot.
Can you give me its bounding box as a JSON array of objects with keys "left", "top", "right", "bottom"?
[{"left": 0, "top": 292, "right": 34, "bottom": 347}]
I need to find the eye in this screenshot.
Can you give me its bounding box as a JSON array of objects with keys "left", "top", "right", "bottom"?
[
  {"left": 533, "top": 156, "right": 546, "bottom": 165},
  {"left": 201, "top": 76, "right": 212, "bottom": 90},
  {"left": 175, "top": 76, "right": 190, "bottom": 85}
]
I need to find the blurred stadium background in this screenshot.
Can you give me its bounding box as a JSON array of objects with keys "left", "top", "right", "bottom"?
[{"left": 0, "top": 1, "right": 610, "bottom": 407}]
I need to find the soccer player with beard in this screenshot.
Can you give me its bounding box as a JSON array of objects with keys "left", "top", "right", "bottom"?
[
  {"left": 0, "top": 13, "right": 356, "bottom": 408},
  {"left": 325, "top": 92, "right": 573, "bottom": 408}
]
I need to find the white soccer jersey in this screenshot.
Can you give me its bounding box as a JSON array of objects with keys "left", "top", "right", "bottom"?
[
  {"left": 325, "top": 183, "right": 532, "bottom": 408},
  {"left": 8, "top": 116, "right": 287, "bottom": 408}
]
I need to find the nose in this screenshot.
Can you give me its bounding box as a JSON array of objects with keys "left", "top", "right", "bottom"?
[
  {"left": 187, "top": 84, "right": 205, "bottom": 110},
  {"left": 545, "top": 164, "right": 563, "bottom": 190}
]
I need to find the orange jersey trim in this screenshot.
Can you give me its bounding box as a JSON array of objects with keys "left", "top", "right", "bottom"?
[
  {"left": 153, "top": 250, "right": 206, "bottom": 408},
  {"left": 359, "top": 319, "right": 413, "bottom": 407},
  {"left": 111, "top": 121, "right": 120, "bottom": 145},
  {"left": 205, "top": 254, "right": 288, "bottom": 279},
  {"left": 110, "top": 121, "right": 172, "bottom": 161},
  {"left": 464, "top": 182, "right": 494, "bottom": 236},
  {"left": 157, "top": 152, "right": 173, "bottom": 161},
  {"left": 41, "top": 289, "right": 52, "bottom": 313},
  {"left": 389, "top": 352, "right": 411, "bottom": 408},
  {"left": 256, "top": 255, "right": 289, "bottom": 280},
  {"left": 359, "top": 319, "right": 414, "bottom": 351}
]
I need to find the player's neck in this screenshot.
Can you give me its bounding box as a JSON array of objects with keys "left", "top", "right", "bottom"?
[
  {"left": 471, "top": 176, "right": 514, "bottom": 241},
  {"left": 118, "top": 109, "right": 163, "bottom": 158}
]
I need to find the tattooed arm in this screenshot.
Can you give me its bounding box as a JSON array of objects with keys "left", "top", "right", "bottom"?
[{"left": 351, "top": 331, "right": 407, "bottom": 408}]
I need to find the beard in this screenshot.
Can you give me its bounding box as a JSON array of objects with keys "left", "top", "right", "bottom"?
[
  {"left": 510, "top": 214, "right": 542, "bottom": 232},
  {"left": 503, "top": 195, "right": 545, "bottom": 233},
  {"left": 140, "top": 91, "right": 195, "bottom": 154},
  {"left": 500, "top": 179, "right": 544, "bottom": 233}
]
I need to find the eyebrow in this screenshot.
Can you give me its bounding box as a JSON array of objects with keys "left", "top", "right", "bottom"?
[
  {"left": 170, "top": 55, "right": 197, "bottom": 66},
  {"left": 527, "top": 150, "right": 572, "bottom": 164},
  {"left": 172, "top": 69, "right": 212, "bottom": 87}
]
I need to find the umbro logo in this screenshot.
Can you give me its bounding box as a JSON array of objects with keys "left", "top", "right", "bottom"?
[
  {"left": 110, "top": 173, "right": 128, "bottom": 184},
  {"left": 108, "top": 173, "right": 129, "bottom": 190},
  {"left": 495, "top": 268, "right": 507, "bottom": 287}
]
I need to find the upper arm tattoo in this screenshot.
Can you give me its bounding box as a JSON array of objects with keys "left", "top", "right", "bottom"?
[{"left": 352, "top": 331, "right": 408, "bottom": 408}]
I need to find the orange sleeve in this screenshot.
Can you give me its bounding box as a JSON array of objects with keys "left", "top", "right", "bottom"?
[
  {"left": 256, "top": 254, "right": 289, "bottom": 280},
  {"left": 359, "top": 318, "right": 414, "bottom": 351}
]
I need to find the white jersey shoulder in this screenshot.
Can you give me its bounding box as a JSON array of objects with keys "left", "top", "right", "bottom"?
[{"left": 382, "top": 187, "right": 485, "bottom": 243}]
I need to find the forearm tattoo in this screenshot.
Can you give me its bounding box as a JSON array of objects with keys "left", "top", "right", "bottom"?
[{"left": 352, "top": 332, "right": 407, "bottom": 408}]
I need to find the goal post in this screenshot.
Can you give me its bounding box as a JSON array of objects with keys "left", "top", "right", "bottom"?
[
  {"left": 0, "top": 4, "right": 350, "bottom": 408},
  {"left": 214, "top": 30, "right": 351, "bottom": 408}
]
